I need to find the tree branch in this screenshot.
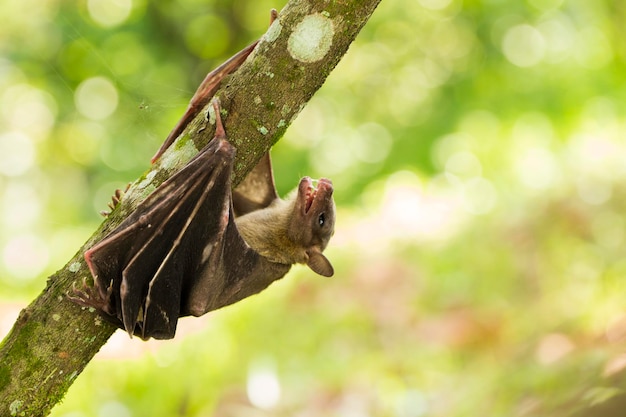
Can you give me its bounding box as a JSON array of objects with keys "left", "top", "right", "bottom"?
[{"left": 0, "top": 0, "right": 382, "bottom": 416}]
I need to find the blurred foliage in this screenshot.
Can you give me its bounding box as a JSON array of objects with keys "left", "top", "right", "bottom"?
[{"left": 2, "top": 0, "right": 626, "bottom": 416}]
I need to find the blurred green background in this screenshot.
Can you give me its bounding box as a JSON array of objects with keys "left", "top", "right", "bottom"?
[{"left": 2, "top": 0, "right": 626, "bottom": 415}]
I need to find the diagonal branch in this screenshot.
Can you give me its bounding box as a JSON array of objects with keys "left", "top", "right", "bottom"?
[{"left": 0, "top": 0, "right": 382, "bottom": 415}]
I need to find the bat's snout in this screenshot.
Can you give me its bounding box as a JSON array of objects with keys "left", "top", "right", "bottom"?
[{"left": 298, "top": 177, "right": 333, "bottom": 215}]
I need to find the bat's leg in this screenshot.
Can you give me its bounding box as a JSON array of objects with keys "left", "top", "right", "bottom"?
[
  {"left": 151, "top": 9, "right": 278, "bottom": 164},
  {"left": 68, "top": 277, "right": 115, "bottom": 316},
  {"left": 211, "top": 98, "right": 226, "bottom": 140},
  {"left": 100, "top": 183, "right": 131, "bottom": 217},
  {"left": 151, "top": 41, "right": 258, "bottom": 163}
]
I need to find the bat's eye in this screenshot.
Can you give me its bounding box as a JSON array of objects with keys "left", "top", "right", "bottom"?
[{"left": 318, "top": 213, "right": 325, "bottom": 227}]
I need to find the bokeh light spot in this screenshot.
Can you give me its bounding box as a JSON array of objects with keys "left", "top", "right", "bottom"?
[
  {"left": 74, "top": 77, "right": 119, "bottom": 120},
  {"left": 537, "top": 14, "right": 575, "bottom": 63},
  {"left": 104, "top": 32, "right": 153, "bottom": 77},
  {"left": 462, "top": 178, "right": 497, "bottom": 215},
  {"left": 396, "top": 389, "right": 428, "bottom": 417},
  {"left": 430, "top": 20, "right": 475, "bottom": 60},
  {"left": 0, "top": 132, "right": 35, "bottom": 176},
  {"left": 527, "top": 0, "right": 563, "bottom": 12},
  {"left": 247, "top": 364, "right": 281, "bottom": 409},
  {"left": 515, "top": 147, "right": 559, "bottom": 190},
  {"left": 502, "top": 24, "right": 545, "bottom": 67},
  {"left": 97, "top": 401, "right": 132, "bottom": 417},
  {"left": 185, "top": 14, "right": 229, "bottom": 59},
  {"left": 354, "top": 122, "right": 392, "bottom": 164},
  {"left": 591, "top": 211, "right": 624, "bottom": 249},
  {"left": 535, "top": 333, "right": 575, "bottom": 365},
  {"left": 418, "top": 0, "right": 454, "bottom": 11},
  {"left": 3, "top": 234, "right": 49, "bottom": 281},
  {"left": 87, "top": 0, "right": 132, "bottom": 28},
  {"left": 59, "top": 120, "right": 105, "bottom": 165},
  {"left": 1, "top": 182, "right": 42, "bottom": 231},
  {"left": 577, "top": 177, "right": 611, "bottom": 206},
  {"left": 432, "top": 132, "right": 474, "bottom": 171},
  {"left": 574, "top": 26, "right": 613, "bottom": 69},
  {"left": 445, "top": 151, "right": 482, "bottom": 179},
  {"left": 1, "top": 84, "right": 57, "bottom": 139},
  {"left": 512, "top": 112, "right": 555, "bottom": 145}
]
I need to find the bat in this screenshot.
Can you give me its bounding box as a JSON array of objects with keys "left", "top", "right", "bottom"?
[{"left": 71, "top": 97, "right": 335, "bottom": 340}]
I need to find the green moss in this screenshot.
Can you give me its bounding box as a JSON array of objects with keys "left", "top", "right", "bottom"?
[
  {"left": 173, "top": 133, "right": 191, "bottom": 151},
  {"left": 13, "top": 320, "right": 39, "bottom": 355},
  {"left": 0, "top": 365, "right": 10, "bottom": 390}
]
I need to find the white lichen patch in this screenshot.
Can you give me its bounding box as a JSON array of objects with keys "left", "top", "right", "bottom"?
[
  {"left": 52, "top": 314, "right": 61, "bottom": 321},
  {"left": 290, "top": 103, "right": 307, "bottom": 123},
  {"left": 138, "top": 184, "right": 156, "bottom": 202},
  {"left": 265, "top": 19, "right": 283, "bottom": 43},
  {"left": 9, "top": 399, "right": 23, "bottom": 416},
  {"left": 137, "top": 170, "right": 157, "bottom": 190},
  {"left": 257, "top": 126, "right": 269, "bottom": 135},
  {"left": 160, "top": 138, "right": 199, "bottom": 172},
  {"left": 281, "top": 104, "right": 292, "bottom": 117},
  {"left": 278, "top": 119, "right": 286, "bottom": 128},
  {"left": 288, "top": 13, "right": 334, "bottom": 63},
  {"left": 68, "top": 262, "right": 81, "bottom": 273},
  {"left": 206, "top": 103, "right": 217, "bottom": 125},
  {"left": 254, "top": 95, "right": 262, "bottom": 104}
]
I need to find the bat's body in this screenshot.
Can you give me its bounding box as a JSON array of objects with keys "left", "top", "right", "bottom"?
[
  {"left": 73, "top": 100, "right": 335, "bottom": 340},
  {"left": 72, "top": 12, "right": 335, "bottom": 340}
]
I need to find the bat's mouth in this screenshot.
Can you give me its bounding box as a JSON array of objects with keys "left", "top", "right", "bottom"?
[
  {"left": 305, "top": 183, "right": 317, "bottom": 213},
  {"left": 301, "top": 177, "right": 333, "bottom": 214}
]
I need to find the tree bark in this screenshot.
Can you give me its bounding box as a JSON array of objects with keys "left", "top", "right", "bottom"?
[{"left": 0, "top": 0, "right": 382, "bottom": 415}]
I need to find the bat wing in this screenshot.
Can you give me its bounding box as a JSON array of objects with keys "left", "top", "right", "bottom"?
[
  {"left": 85, "top": 136, "right": 291, "bottom": 340},
  {"left": 232, "top": 152, "right": 279, "bottom": 216},
  {"left": 85, "top": 137, "right": 240, "bottom": 339}
]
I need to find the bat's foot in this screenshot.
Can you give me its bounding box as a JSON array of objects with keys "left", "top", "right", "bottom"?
[
  {"left": 100, "top": 183, "right": 130, "bottom": 217},
  {"left": 67, "top": 277, "right": 115, "bottom": 316},
  {"left": 211, "top": 98, "right": 226, "bottom": 140}
]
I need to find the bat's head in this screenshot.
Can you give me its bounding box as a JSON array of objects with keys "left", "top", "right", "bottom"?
[{"left": 289, "top": 176, "right": 336, "bottom": 277}]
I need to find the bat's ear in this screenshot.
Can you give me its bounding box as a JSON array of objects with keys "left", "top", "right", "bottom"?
[{"left": 306, "top": 248, "right": 334, "bottom": 277}]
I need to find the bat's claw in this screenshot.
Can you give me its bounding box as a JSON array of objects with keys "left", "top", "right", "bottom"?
[
  {"left": 100, "top": 183, "right": 131, "bottom": 217},
  {"left": 67, "top": 277, "right": 115, "bottom": 316}
]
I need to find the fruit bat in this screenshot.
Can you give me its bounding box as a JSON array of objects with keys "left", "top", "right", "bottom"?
[{"left": 71, "top": 41, "right": 335, "bottom": 341}]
